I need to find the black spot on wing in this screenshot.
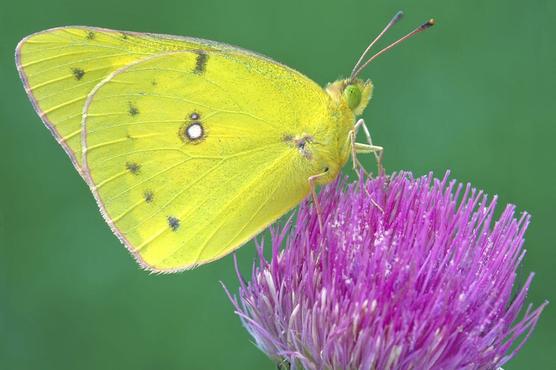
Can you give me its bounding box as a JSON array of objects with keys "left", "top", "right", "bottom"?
[
  {"left": 128, "top": 103, "right": 139, "bottom": 116},
  {"left": 72, "top": 68, "right": 85, "bottom": 81},
  {"left": 126, "top": 162, "right": 141, "bottom": 175},
  {"left": 144, "top": 190, "right": 154, "bottom": 203},
  {"left": 167, "top": 216, "right": 180, "bottom": 231},
  {"left": 194, "top": 51, "right": 208, "bottom": 74},
  {"left": 282, "top": 134, "right": 294, "bottom": 142},
  {"left": 86, "top": 31, "right": 95, "bottom": 40}
]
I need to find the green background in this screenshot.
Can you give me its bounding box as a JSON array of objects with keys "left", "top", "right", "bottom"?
[{"left": 1, "top": 0, "right": 554, "bottom": 369}]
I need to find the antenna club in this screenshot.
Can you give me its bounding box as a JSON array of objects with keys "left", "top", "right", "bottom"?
[
  {"left": 393, "top": 11, "right": 404, "bottom": 22},
  {"left": 421, "top": 19, "right": 436, "bottom": 30}
]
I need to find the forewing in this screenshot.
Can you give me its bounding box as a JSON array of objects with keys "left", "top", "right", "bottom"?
[{"left": 82, "top": 51, "right": 330, "bottom": 272}]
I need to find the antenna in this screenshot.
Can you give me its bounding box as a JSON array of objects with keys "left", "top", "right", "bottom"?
[
  {"left": 350, "top": 15, "right": 435, "bottom": 82},
  {"left": 350, "top": 10, "right": 405, "bottom": 79}
]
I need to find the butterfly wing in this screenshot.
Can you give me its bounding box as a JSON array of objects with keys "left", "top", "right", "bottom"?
[
  {"left": 82, "top": 50, "right": 332, "bottom": 272},
  {"left": 16, "top": 26, "right": 239, "bottom": 175}
]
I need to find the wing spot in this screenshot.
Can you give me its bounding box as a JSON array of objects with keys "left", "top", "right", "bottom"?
[
  {"left": 194, "top": 51, "right": 208, "bottom": 74},
  {"left": 71, "top": 68, "right": 85, "bottom": 81},
  {"left": 144, "top": 190, "right": 154, "bottom": 203},
  {"left": 167, "top": 216, "right": 180, "bottom": 231},
  {"left": 86, "top": 31, "right": 95, "bottom": 40},
  {"left": 126, "top": 161, "right": 141, "bottom": 175},
  {"left": 186, "top": 123, "right": 203, "bottom": 140},
  {"left": 121, "top": 32, "right": 129, "bottom": 40},
  {"left": 179, "top": 122, "right": 204, "bottom": 143},
  {"left": 128, "top": 102, "right": 139, "bottom": 116},
  {"left": 180, "top": 112, "right": 205, "bottom": 143},
  {"left": 284, "top": 134, "right": 314, "bottom": 160},
  {"left": 151, "top": 80, "right": 158, "bottom": 86}
]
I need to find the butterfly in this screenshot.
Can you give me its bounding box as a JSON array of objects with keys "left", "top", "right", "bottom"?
[{"left": 16, "top": 12, "right": 434, "bottom": 272}]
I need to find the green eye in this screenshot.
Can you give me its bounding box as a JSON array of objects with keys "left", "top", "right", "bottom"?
[{"left": 343, "top": 84, "right": 362, "bottom": 110}]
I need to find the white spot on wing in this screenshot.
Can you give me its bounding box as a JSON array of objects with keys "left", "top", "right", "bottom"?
[{"left": 186, "top": 123, "right": 203, "bottom": 140}]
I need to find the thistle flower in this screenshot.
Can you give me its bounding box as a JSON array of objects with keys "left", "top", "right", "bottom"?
[{"left": 227, "top": 172, "right": 546, "bottom": 370}]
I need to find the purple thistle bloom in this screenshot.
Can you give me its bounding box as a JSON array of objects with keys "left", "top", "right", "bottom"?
[{"left": 226, "top": 172, "right": 546, "bottom": 370}]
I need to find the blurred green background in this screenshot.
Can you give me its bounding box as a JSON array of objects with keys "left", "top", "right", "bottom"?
[{"left": 0, "top": 0, "right": 554, "bottom": 368}]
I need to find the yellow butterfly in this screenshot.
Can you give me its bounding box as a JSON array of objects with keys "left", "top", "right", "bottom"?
[{"left": 16, "top": 12, "right": 434, "bottom": 272}]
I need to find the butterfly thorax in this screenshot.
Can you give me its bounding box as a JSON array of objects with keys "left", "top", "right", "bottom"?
[{"left": 304, "top": 78, "right": 373, "bottom": 185}]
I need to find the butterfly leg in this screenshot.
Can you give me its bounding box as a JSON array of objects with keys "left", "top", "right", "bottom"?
[
  {"left": 352, "top": 120, "right": 385, "bottom": 213},
  {"left": 354, "top": 118, "right": 384, "bottom": 174},
  {"left": 348, "top": 128, "right": 369, "bottom": 178},
  {"left": 348, "top": 145, "right": 385, "bottom": 213},
  {"left": 308, "top": 172, "right": 327, "bottom": 232},
  {"left": 354, "top": 143, "right": 383, "bottom": 154}
]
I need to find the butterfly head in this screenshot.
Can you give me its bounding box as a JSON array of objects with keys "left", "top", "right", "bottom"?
[{"left": 326, "top": 79, "right": 373, "bottom": 116}]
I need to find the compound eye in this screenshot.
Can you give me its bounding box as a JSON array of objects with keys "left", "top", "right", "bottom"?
[{"left": 343, "top": 84, "right": 362, "bottom": 110}]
